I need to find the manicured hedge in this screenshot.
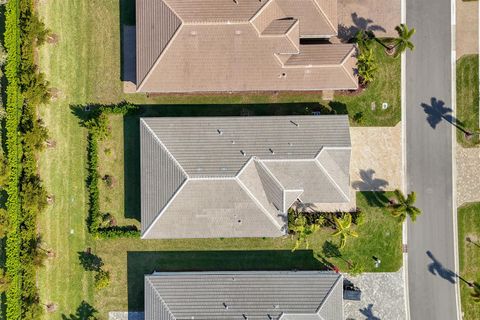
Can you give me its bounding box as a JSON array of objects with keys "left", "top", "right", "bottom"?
[
  {"left": 85, "top": 103, "right": 140, "bottom": 239},
  {"left": 4, "top": 0, "right": 50, "bottom": 319},
  {"left": 4, "top": 0, "right": 24, "bottom": 318}
]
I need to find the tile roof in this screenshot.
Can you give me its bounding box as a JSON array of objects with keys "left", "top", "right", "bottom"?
[
  {"left": 145, "top": 271, "right": 344, "bottom": 320},
  {"left": 135, "top": 0, "right": 357, "bottom": 92},
  {"left": 140, "top": 116, "right": 351, "bottom": 239}
]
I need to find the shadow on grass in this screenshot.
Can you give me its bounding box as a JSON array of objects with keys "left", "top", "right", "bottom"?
[
  {"left": 123, "top": 102, "right": 334, "bottom": 220},
  {"left": 61, "top": 300, "right": 97, "bottom": 320},
  {"left": 361, "top": 191, "right": 390, "bottom": 208},
  {"left": 127, "top": 249, "right": 327, "bottom": 311}
]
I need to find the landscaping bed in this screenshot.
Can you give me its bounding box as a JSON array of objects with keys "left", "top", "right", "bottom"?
[
  {"left": 458, "top": 202, "right": 480, "bottom": 320},
  {"left": 456, "top": 54, "right": 479, "bottom": 147}
]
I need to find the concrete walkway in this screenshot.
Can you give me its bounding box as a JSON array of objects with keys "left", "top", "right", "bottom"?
[
  {"left": 456, "top": 0, "right": 478, "bottom": 58},
  {"left": 344, "top": 269, "right": 406, "bottom": 320},
  {"left": 456, "top": 145, "right": 480, "bottom": 206}
]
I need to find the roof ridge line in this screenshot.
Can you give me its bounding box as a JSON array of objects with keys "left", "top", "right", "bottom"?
[
  {"left": 257, "top": 160, "right": 286, "bottom": 190},
  {"left": 137, "top": 23, "right": 183, "bottom": 91},
  {"left": 310, "top": 0, "right": 337, "bottom": 35},
  {"left": 235, "top": 176, "right": 285, "bottom": 232},
  {"left": 314, "top": 158, "right": 350, "bottom": 202},
  {"left": 141, "top": 119, "right": 189, "bottom": 178},
  {"left": 249, "top": 0, "right": 279, "bottom": 34},
  {"left": 316, "top": 274, "right": 343, "bottom": 314},
  {"left": 141, "top": 179, "right": 189, "bottom": 239},
  {"left": 146, "top": 277, "right": 177, "bottom": 320}
]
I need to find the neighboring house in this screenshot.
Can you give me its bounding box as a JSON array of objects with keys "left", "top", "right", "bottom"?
[
  {"left": 140, "top": 115, "right": 351, "bottom": 239},
  {"left": 135, "top": 0, "right": 358, "bottom": 92},
  {"left": 144, "top": 271, "right": 344, "bottom": 320}
]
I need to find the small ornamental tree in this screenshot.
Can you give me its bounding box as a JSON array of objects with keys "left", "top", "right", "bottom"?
[{"left": 94, "top": 270, "right": 110, "bottom": 290}]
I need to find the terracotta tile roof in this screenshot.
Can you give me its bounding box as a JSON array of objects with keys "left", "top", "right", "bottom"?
[{"left": 136, "top": 0, "right": 357, "bottom": 92}]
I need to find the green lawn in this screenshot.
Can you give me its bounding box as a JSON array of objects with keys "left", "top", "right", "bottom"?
[
  {"left": 35, "top": 0, "right": 402, "bottom": 319},
  {"left": 456, "top": 54, "right": 479, "bottom": 147},
  {"left": 92, "top": 192, "right": 402, "bottom": 316},
  {"left": 458, "top": 202, "right": 480, "bottom": 320}
]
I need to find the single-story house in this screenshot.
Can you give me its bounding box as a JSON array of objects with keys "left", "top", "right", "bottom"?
[
  {"left": 144, "top": 271, "right": 344, "bottom": 319},
  {"left": 140, "top": 115, "right": 351, "bottom": 239},
  {"left": 135, "top": 0, "right": 358, "bottom": 92}
]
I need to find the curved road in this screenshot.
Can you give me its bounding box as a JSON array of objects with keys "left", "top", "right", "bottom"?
[{"left": 406, "top": 0, "right": 459, "bottom": 319}]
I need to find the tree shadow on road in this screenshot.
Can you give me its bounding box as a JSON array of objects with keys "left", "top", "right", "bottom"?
[
  {"left": 421, "top": 97, "right": 470, "bottom": 135},
  {"left": 426, "top": 250, "right": 457, "bottom": 284}
]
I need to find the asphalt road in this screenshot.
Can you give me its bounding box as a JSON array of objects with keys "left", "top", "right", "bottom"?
[{"left": 406, "top": 0, "right": 459, "bottom": 319}]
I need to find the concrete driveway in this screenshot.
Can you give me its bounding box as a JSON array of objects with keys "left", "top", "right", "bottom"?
[
  {"left": 337, "top": 0, "right": 401, "bottom": 41},
  {"left": 456, "top": 0, "right": 478, "bottom": 58},
  {"left": 350, "top": 123, "right": 402, "bottom": 192}
]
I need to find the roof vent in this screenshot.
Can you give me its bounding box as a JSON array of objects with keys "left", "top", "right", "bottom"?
[
  {"left": 240, "top": 150, "right": 246, "bottom": 156},
  {"left": 242, "top": 314, "right": 247, "bottom": 319},
  {"left": 267, "top": 315, "right": 273, "bottom": 320},
  {"left": 290, "top": 120, "right": 299, "bottom": 127},
  {"left": 231, "top": 140, "right": 235, "bottom": 144},
  {"left": 223, "top": 302, "right": 229, "bottom": 309},
  {"left": 269, "top": 148, "right": 274, "bottom": 155},
  {"left": 190, "top": 31, "right": 197, "bottom": 36},
  {"left": 233, "top": 0, "right": 238, "bottom": 4},
  {"left": 288, "top": 142, "right": 293, "bottom": 146},
  {"left": 217, "top": 129, "right": 223, "bottom": 135}
]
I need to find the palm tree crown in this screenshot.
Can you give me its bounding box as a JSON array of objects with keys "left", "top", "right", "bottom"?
[
  {"left": 332, "top": 214, "right": 358, "bottom": 249},
  {"left": 390, "top": 189, "right": 422, "bottom": 223},
  {"left": 392, "top": 24, "right": 415, "bottom": 57}
]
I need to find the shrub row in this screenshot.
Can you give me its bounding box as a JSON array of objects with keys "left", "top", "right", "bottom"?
[
  {"left": 84, "top": 103, "right": 140, "bottom": 239},
  {"left": 4, "top": 0, "right": 24, "bottom": 319},
  {"left": 4, "top": 0, "right": 50, "bottom": 319}
]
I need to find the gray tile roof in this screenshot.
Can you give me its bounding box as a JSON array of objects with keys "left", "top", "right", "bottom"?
[
  {"left": 140, "top": 115, "right": 351, "bottom": 239},
  {"left": 144, "top": 271, "right": 343, "bottom": 320},
  {"left": 135, "top": 0, "right": 357, "bottom": 92}
]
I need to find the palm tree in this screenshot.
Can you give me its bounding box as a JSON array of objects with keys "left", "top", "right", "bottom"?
[
  {"left": 290, "top": 215, "right": 321, "bottom": 252},
  {"left": 390, "top": 189, "right": 422, "bottom": 223},
  {"left": 472, "top": 282, "right": 480, "bottom": 303},
  {"left": 387, "top": 24, "right": 415, "bottom": 57},
  {"left": 332, "top": 213, "right": 358, "bottom": 249}
]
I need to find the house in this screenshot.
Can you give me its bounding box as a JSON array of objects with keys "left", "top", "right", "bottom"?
[
  {"left": 135, "top": 0, "right": 358, "bottom": 92},
  {"left": 144, "top": 271, "right": 344, "bottom": 319},
  {"left": 140, "top": 115, "right": 351, "bottom": 239}
]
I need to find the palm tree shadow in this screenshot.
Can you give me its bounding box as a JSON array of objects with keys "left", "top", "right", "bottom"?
[
  {"left": 352, "top": 169, "right": 389, "bottom": 191},
  {"left": 426, "top": 250, "right": 457, "bottom": 284},
  {"left": 421, "top": 97, "right": 469, "bottom": 134},
  {"left": 338, "top": 12, "right": 387, "bottom": 42},
  {"left": 359, "top": 304, "right": 381, "bottom": 320}
]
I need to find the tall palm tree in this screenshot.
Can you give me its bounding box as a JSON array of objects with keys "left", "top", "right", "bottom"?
[
  {"left": 290, "top": 215, "right": 321, "bottom": 252},
  {"left": 390, "top": 189, "right": 422, "bottom": 223},
  {"left": 472, "top": 282, "right": 480, "bottom": 303},
  {"left": 332, "top": 214, "right": 358, "bottom": 249},
  {"left": 390, "top": 24, "right": 415, "bottom": 57}
]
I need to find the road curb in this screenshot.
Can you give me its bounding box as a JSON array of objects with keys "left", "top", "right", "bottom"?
[{"left": 451, "top": 0, "right": 461, "bottom": 318}]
